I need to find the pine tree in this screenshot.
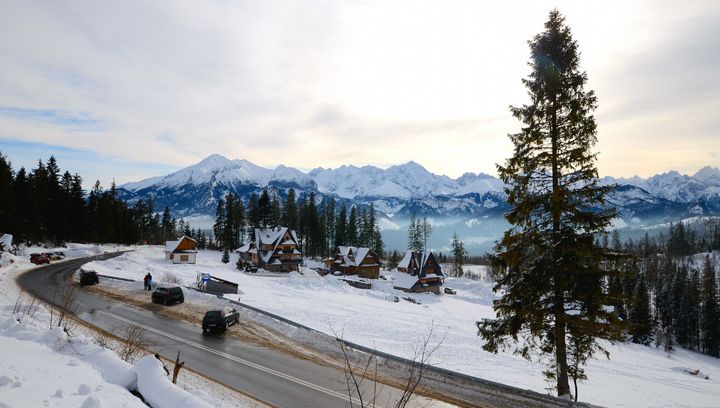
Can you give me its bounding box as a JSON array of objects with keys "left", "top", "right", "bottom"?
[
  {"left": 629, "top": 273, "right": 653, "bottom": 345},
  {"left": 407, "top": 212, "right": 423, "bottom": 252},
  {"left": 0, "top": 152, "right": 15, "bottom": 234},
  {"left": 247, "top": 192, "right": 260, "bottom": 230},
  {"left": 221, "top": 248, "right": 230, "bottom": 264},
  {"left": 347, "top": 207, "right": 358, "bottom": 246},
  {"left": 283, "top": 188, "right": 298, "bottom": 231},
  {"left": 477, "top": 10, "right": 621, "bottom": 398},
  {"left": 271, "top": 189, "right": 282, "bottom": 227},
  {"left": 701, "top": 255, "right": 719, "bottom": 356},
  {"left": 335, "top": 205, "right": 347, "bottom": 247},
  {"left": 451, "top": 233, "right": 467, "bottom": 277},
  {"left": 421, "top": 216, "right": 432, "bottom": 252},
  {"left": 213, "top": 198, "right": 226, "bottom": 249},
  {"left": 257, "top": 189, "right": 273, "bottom": 228}
]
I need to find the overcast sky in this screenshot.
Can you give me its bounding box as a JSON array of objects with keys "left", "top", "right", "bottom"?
[{"left": 1, "top": 0, "right": 718, "bottom": 187}]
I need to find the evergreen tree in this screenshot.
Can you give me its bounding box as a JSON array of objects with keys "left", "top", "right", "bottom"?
[
  {"left": 386, "top": 250, "right": 400, "bottom": 270},
  {"left": 335, "top": 205, "right": 347, "bottom": 247},
  {"left": 257, "top": 189, "right": 273, "bottom": 228},
  {"left": 477, "top": 10, "right": 621, "bottom": 398},
  {"left": 283, "top": 188, "right": 298, "bottom": 231},
  {"left": 161, "top": 206, "right": 175, "bottom": 241},
  {"left": 629, "top": 273, "right": 653, "bottom": 345},
  {"left": 347, "top": 207, "right": 358, "bottom": 246},
  {"left": 451, "top": 233, "right": 467, "bottom": 277},
  {"left": 213, "top": 198, "right": 226, "bottom": 249},
  {"left": 701, "top": 255, "right": 719, "bottom": 356},
  {"left": 407, "top": 212, "right": 423, "bottom": 252},
  {"left": 221, "top": 248, "right": 230, "bottom": 264},
  {"left": 421, "top": 216, "right": 432, "bottom": 252},
  {"left": 324, "top": 197, "right": 336, "bottom": 255},
  {"left": 686, "top": 268, "right": 701, "bottom": 349},
  {"left": 271, "top": 189, "right": 281, "bottom": 227},
  {"left": 0, "top": 152, "right": 15, "bottom": 234},
  {"left": 247, "top": 192, "right": 260, "bottom": 230}
]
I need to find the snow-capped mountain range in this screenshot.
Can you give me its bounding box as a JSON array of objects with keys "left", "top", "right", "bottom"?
[{"left": 118, "top": 154, "right": 720, "bottom": 251}]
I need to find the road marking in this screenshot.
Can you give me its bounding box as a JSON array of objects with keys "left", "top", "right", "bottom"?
[{"left": 87, "top": 307, "right": 376, "bottom": 407}]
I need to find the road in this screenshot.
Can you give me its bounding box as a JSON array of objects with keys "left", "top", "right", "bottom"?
[{"left": 17, "top": 254, "right": 445, "bottom": 408}]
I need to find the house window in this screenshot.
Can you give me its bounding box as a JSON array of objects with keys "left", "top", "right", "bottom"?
[{"left": 180, "top": 255, "right": 189, "bottom": 262}]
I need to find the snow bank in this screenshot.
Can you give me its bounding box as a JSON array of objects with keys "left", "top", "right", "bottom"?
[{"left": 135, "top": 356, "right": 213, "bottom": 408}]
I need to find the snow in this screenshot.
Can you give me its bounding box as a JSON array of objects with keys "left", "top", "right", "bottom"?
[
  {"left": 89, "top": 247, "right": 720, "bottom": 408},
  {"left": 0, "top": 244, "right": 262, "bottom": 408},
  {"left": 121, "top": 154, "right": 313, "bottom": 192},
  {"left": 135, "top": 356, "right": 213, "bottom": 408}
]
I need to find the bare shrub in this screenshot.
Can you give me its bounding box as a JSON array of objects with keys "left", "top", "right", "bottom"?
[
  {"left": 92, "top": 330, "right": 114, "bottom": 350},
  {"left": 114, "top": 323, "right": 151, "bottom": 363},
  {"left": 13, "top": 291, "right": 40, "bottom": 323},
  {"left": 335, "top": 324, "right": 445, "bottom": 408},
  {"left": 160, "top": 271, "right": 183, "bottom": 285}
]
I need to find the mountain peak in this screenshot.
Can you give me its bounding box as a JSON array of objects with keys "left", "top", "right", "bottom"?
[{"left": 694, "top": 166, "right": 720, "bottom": 186}]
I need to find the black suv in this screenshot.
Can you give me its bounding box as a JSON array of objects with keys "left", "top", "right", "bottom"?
[
  {"left": 202, "top": 307, "right": 239, "bottom": 333},
  {"left": 79, "top": 270, "right": 99, "bottom": 286},
  {"left": 151, "top": 286, "right": 185, "bottom": 305}
]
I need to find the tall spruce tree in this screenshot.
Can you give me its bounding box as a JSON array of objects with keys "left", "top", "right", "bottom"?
[
  {"left": 477, "top": 10, "right": 621, "bottom": 397},
  {"left": 701, "top": 255, "right": 719, "bottom": 356},
  {"left": 451, "top": 232, "right": 467, "bottom": 277},
  {"left": 629, "top": 273, "right": 653, "bottom": 345}
]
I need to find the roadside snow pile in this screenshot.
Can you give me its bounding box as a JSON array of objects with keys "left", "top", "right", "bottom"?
[{"left": 135, "top": 356, "right": 213, "bottom": 408}]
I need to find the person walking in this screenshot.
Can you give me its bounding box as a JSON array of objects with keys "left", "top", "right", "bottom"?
[
  {"left": 143, "top": 273, "right": 149, "bottom": 290},
  {"left": 147, "top": 273, "right": 153, "bottom": 291}
]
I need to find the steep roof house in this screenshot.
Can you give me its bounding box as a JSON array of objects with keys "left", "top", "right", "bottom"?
[
  {"left": 394, "top": 250, "right": 445, "bottom": 293},
  {"left": 237, "top": 227, "right": 301, "bottom": 272},
  {"left": 327, "top": 246, "right": 382, "bottom": 279},
  {"left": 164, "top": 236, "right": 198, "bottom": 264}
]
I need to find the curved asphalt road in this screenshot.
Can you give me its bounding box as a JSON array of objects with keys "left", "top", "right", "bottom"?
[{"left": 17, "top": 254, "right": 433, "bottom": 408}]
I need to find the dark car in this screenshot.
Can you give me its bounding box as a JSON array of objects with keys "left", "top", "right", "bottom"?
[
  {"left": 151, "top": 286, "right": 185, "bottom": 305},
  {"left": 202, "top": 307, "right": 239, "bottom": 333},
  {"left": 30, "top": 253, "right": 50, "bottom": 265},
  {"left": 79, "top": 270, "right": 99, "bottom": 286}
]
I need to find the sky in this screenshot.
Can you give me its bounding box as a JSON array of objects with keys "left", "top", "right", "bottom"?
[{"left": 1, "top": 0, "right": 719, "bottom": 187}]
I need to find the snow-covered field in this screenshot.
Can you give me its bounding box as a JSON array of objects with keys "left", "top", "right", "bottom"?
[
  {"left": 85, "top": 247, "right": 720, "bottom": 408},
  {"left": 0, "top": 244, "right": 264, "bottom": 408}
]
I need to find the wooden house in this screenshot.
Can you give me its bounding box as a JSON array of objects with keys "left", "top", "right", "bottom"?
[
  {"left": 328, "top": 246, "right": 381, "bottom": 279},
  {"left": 164, "top": 236, "right": 198, "bottom": 264},
  {"left": 237, "top": 227, "right": 302, "bottom": 272},
  {"left": 394, "top": 250, "right": 444, "bottom": 293}
]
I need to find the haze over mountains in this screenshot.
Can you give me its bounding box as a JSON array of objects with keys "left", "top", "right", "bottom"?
[{"left": 119, "top": 154, "right": 720, "bottom": 253}]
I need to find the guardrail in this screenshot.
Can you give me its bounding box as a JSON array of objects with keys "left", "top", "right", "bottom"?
[{"left": 225, "top": 298, "right": 594, "bottom": 407}]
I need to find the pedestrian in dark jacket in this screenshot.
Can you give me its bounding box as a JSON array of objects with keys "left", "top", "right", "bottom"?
[
  {"left": 147, "top": 273, "right": 153, "bottom": 290},
  {"left": 143, "top": 273, "right": 151, "bottom": 290}
]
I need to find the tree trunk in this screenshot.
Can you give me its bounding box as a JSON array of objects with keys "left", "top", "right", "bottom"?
[{"left": 551, "top": 101, "right": 571, "bottom": 398}]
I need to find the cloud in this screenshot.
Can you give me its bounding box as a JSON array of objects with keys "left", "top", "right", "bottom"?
[{"left": 0, "top": 0, "right": 718, "bottom": 185}]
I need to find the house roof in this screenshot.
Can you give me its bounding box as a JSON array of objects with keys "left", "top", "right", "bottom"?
[
  {"left": 335, "top": 246, "right": 376, "bottom": 267},
  {"left": 164, "top": 236, "right": 198, "bottom": 253},
  {"left": 398, "top": 250, "right": 413, "bottom": 268}
]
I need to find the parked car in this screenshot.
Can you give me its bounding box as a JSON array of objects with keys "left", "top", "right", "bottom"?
[
  {"left": 30, "top": 253, "right": 50, "bottom": 265},
  {"left": 151, "top": 286, "right": 185, "bottom": 305},
  {"left": 79, "top": 270, "right": 99, "bottom": 286},
  {"left": 202, "top": 307, "right": 240, "bottom": 333},
  {"left": 443, "top": 287, "right": 457, "bottom": 295},
  {"left": 51, "top": 252, "right": 66, "bottom": 260}
]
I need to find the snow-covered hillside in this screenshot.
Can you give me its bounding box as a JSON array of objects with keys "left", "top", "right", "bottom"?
[{"left": 87, "top": 248, "right": 720, "bottom": 408}]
